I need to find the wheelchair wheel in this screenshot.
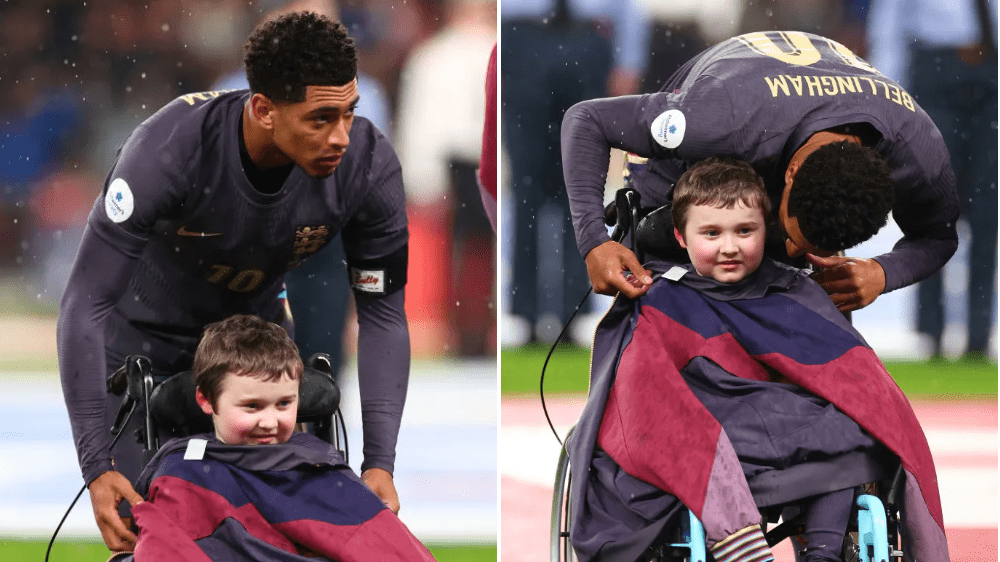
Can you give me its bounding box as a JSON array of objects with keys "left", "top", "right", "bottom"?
[{"left": 551, "top": 438, "right": 575, "bottom": 562}]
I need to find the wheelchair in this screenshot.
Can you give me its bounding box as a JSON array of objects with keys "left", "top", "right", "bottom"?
[
  {"left": 550, "top": 426, "right": 905, "bottom": 562},
  {"left": 548, "top": 188, "right": 904, "bottom": 562},
  {"left": 107, "top": 351, "right": 349, "bottom": 469}
]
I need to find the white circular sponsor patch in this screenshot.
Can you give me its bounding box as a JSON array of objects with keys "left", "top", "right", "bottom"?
[
  {"left": 104, "top": 178, "right": 135, "bottom": 223},
  {"left": 650, "top": 109, "right": 686, "bottom": 149}
]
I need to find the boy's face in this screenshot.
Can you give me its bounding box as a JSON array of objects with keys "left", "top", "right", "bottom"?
[
  {"left": 197, "top": 372, "right": 299, "bottom": 445},
  {"left": 674, "top": 202, "right": 766, "bottom": 283}
]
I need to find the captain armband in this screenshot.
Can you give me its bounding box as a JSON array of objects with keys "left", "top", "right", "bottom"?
[{"left": 346, "top": 244, "right": 407, "bottom": 297}]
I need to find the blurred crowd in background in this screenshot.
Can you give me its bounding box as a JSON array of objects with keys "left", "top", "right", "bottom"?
[
  {"left": 500, "top": 0, "right": 997, "bottom": 361},
  {"left": 0, "top": 0, "right": 497, "bottom": 359}
]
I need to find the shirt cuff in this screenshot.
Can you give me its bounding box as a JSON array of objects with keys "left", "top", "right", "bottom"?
[{"left": 83, "top": 459, "right": 116, "bottom": 486}]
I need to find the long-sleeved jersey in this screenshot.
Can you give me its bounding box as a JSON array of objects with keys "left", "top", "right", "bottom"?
[
  {"left": 59, "top": 90, "right": 410, "bottom": 484},
  {"left": 562, "top": 30, "right": 959, "bottom": 292}
]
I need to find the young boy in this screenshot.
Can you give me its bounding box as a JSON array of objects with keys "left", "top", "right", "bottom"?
[
  {"left": 670, "top": 158, "right": 859, "bottom": 562},
  {"left": 125, "top": 315, "right": 436, "bottom": 562},
  {"left": 566, "top": 158, "right": 944, "bottom": 562}
]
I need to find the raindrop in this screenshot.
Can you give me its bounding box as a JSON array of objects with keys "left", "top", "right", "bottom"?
[
  {"left": 71, "top": 35, "right": 78, "bottom": 41},
  {"left": 162, "top": 23, "right": 170, "bottom": 32},
  {"left": 141, "top": 72, "right": 147, "bottom": 79}
]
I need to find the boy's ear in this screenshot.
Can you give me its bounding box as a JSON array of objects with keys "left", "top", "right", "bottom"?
[
  {"left": 673, "top": 227, "right": 687, "bottom": 249},
  {"left": 195, "top": 388, "right": 214, "bottom": 416}
]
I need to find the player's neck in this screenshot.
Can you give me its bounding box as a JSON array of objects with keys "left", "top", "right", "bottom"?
[
  {"left": 242, "top": 103, "right": 293, "bottom": 170},
  {"left": 788, "top": 131, "right": 861, "bottom": 170}
]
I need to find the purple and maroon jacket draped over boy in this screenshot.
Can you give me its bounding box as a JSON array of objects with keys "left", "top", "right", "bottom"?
[
  {"left": 566, "top": 259, "right": 947, "bottom": 562},
  {"left": 128, "top": 433, "right": 435, "bottom": 562}
]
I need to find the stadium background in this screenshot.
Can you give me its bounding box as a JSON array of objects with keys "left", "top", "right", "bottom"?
[
  {"left": 497, "top": 0, "right": 997, "bottom": 561},
  {"left": 0, "top": 0, "right": 497, "bottom": 560}
]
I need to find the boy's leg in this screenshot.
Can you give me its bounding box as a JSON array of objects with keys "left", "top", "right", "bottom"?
[{"left": 800, "top": 487, "right": 855, "bottom": 562}]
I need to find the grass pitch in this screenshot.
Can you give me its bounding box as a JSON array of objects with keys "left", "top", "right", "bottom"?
[
  {"left": 502, "top": 342, "right": 998, "bottom": 399},
  {"left": 1, "top": 538, "right": 497, "bottom": 562}
]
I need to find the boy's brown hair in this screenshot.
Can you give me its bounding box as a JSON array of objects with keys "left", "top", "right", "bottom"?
[
  {"left": 671, "top": 157, "right": 771, "bottom": 236},
  {"left": 193, "top": 314, "right": 303, "bottom": 408}
]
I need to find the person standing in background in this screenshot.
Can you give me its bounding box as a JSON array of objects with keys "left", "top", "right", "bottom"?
[
  {"left": 395, "top": 0, "right": 496, "bottom": 356},
  {"left": 501, "top": 0, "right": 650, "bottom": 345},
  {"left": 868, "top": 0, "right": 998, "bottom": 359},
  {"left": 479, "top": 43, "right": 498, "bottom": 232}
]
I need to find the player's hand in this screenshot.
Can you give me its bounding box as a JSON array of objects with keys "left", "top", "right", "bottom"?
[
  {"left": 362, "top": 468, "right": 400, "bottom": 514},
  {"left": 88, "top": 470, "right": 144, "bottom": 551},
  {"left": 806, "top": 254, "right": 886, "bottom": 312},
  {"left": 585, "top": 241, "right": 653, "bottom": 298}
]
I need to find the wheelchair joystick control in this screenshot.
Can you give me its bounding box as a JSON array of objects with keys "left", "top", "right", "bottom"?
[{"left": 108, "top": 355, "right": 152, "bottom": 438}]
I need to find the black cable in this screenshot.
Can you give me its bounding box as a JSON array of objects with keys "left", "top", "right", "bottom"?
[
  {"left": 540, "top": 287, "right": 593, "bottom": 447},
  {"left": 44, "top": 484, "right": 88, "bottom": 562},
  {"left": 46, "top": 405, "right": 137, "bottom": 562}
]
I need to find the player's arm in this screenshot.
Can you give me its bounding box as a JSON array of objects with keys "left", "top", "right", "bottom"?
[
  {"left": 341, "top": 133, "right": 409, "bottom": 513},
  {"left": 58, "top": 204, "right": 148, "bottom": 550},
  {"left": 877, "top": 164, "right": 959, "bottom": 292},
  {"left": 354, "top": 288, "right": 407, "bottom": 514},
  {"left": 59, "top": 120, "right": 186, "bottom": 549}
]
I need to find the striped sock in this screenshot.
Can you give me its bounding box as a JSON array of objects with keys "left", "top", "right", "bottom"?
[{"left": 709, "top": 525, "right": 774, "bottom": 562}]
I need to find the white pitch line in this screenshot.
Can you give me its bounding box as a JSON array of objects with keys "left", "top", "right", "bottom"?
[{"left": 923, "top": 428, "right": 997, "bottom": 455}]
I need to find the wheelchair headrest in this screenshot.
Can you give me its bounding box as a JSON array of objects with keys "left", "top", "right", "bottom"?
[
  {"left": 149, "top": 367, "right": 341, "bottom": 435},
  {"left": 634, "top": 204, "right": 691, "bottom": 264}
]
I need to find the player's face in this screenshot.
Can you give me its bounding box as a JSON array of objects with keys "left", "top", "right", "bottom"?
[
  {"left": 674, "top": 202, "right": 766, "bottom": 283},
  {"left": 271, "top": 81, "right": 360, "bottom": 178},
  {"left": 779, "top": 183, "right": 836, "bottom": 258},
  {"left": 198, "top": 372, "right": 299, "bottom": 445}
]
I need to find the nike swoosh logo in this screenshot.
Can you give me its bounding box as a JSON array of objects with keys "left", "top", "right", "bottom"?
[{"left": 176, "top": 225, "right": 222, "bottom": 237}]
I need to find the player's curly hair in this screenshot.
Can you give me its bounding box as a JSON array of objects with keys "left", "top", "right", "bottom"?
[
  {"left": 244, "top": 11, "right": 357, "bottom": 102},
  {"left": 787, "top": 141, "right": 894, "bottom": 252}
]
